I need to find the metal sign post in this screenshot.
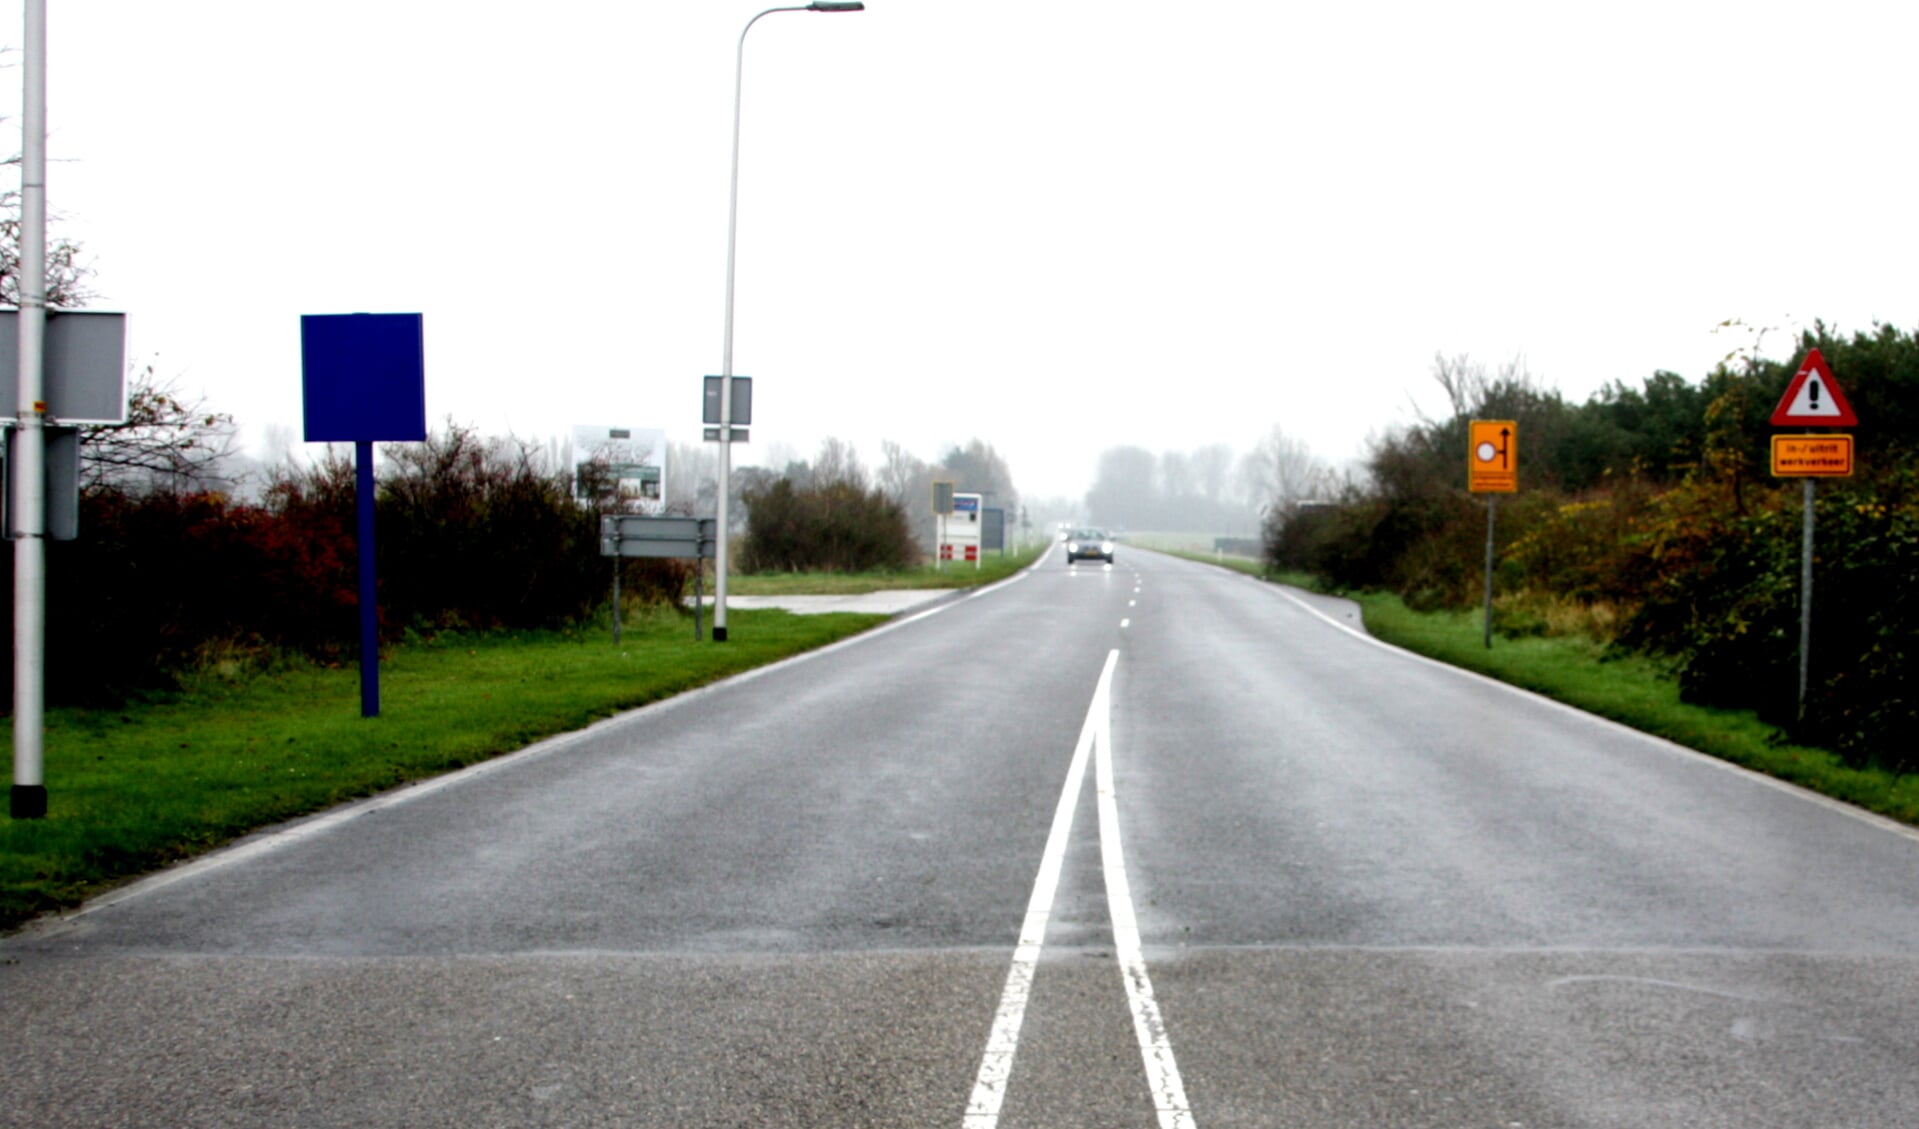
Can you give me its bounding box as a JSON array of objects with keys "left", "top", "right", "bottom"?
[
  {"left": 301, "top": 313, "right": 428, "bottom": 719},
  {"left": 1769, "top": 349, "right": 1858, "bottom": 723},
  {"left": 602, "top": 515, "right": 717, "bottom": 641},
  {"left": 1468, "top": 420, "right": 1517, "bottom": 648}
]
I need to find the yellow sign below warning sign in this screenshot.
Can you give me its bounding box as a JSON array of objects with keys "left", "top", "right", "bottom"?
[
  {"left": 1772, "top": 435, "right": 1853, "bottom": 477},
  {"left": 1469, "top": 420, "right": 1517, "bottom": 493}
]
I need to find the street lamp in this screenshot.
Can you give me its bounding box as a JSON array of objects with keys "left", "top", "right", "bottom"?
[{"left": 712, "top": 0, "right": 864, "bottom": 642}]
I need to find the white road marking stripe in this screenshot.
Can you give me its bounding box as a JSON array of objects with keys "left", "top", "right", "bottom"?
[
  {"left": 962, "top": 651, "right": 1112, "bottom": 1126},
  {"left": 1094, "top": 657, "right": 1197, "bottom": 1129},
  {"left": 963, "top": 651, "right": 1197, "bottom": 1127}
]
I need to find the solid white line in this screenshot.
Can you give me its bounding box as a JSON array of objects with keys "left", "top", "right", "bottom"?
[
  {"left": 963, "top": 651, "right": 1198, "bottom": 1127},
  {"left": 1094, "top": 657, "right": 1198, "bottom": 1129},
  {"left": 962, "top": 650, "right": 1114, "bottom": 1127}
]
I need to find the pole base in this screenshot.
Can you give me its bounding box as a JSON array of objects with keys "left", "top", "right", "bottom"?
[
  {"left": 712, "top": 626, "right": 728, "bottom": 643},
  {"left": 11, "top": 784, "right": 48, "bottom": 819}
]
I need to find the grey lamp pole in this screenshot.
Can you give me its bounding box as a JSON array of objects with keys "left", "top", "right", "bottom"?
[
  {"left": 713, "top": 0, "right": 864, "bottom": 642},
  {"left": 12, "top": 0, "right": 48, "bottom": 819}
]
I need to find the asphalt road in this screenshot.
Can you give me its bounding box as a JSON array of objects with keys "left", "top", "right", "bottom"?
[{"left": 6, "top": 547, "right": 1919, "bottom": 1127}]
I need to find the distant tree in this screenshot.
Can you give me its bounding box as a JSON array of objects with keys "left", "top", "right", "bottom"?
[
  {"left": 1085, "top": 445, "right": 1157, "bottom": 529},
  {"left": 878, "top": 439, "right": 926, "bottom": 509},
  {"left": 0, "top": 188, "right": 93, "bottom": 309},
  {"left": 812, "top": 436, "right": 867, "bottom": 489},
  {"left": 1190, "top": 443, "right": 1237, "bottom": 508},
  {"left": 879, "top": 438, "right": 939, "bottom": 552},
  {"left": 1239, "top": 426, "right": 1330, "bottom": 512},
  {"left": 78, "top": 365, "right": 240, "bottom": 493},
  {"left": 940, "top": 438, "right": 1018, "bottom": 512},
  {"left": 665, "top": 440, "right": 716, "bottom": 516}
]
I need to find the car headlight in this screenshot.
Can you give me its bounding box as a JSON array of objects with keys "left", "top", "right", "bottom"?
[
  {"left": 1066, "top": 541, "right": 1081, "bottom": 553},
  {"left": 1101, "top": 541, "right": 1114, "bottom": 553}
]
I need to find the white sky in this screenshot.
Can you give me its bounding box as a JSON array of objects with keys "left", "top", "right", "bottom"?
[{"left": 12, "top": 1, "right": 1919, "bottom": 499}]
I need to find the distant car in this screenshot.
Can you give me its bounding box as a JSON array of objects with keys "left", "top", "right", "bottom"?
[{"left": 1064, "top": 527, "right": 1115, "bottom": 564}]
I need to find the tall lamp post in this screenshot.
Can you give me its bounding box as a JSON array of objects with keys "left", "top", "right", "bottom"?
[{"left": 713, "top": 0, "right": 864, "bottom": 642}]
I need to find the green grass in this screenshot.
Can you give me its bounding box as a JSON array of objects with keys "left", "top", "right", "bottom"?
[
  {"left": 728, "top": 544, "right": 1044, "bottom": 595},
  {"left": 0, "top": 607, "right": 887, "bottom": 932}
]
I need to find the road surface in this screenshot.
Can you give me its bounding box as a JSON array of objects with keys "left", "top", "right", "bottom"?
[{"left": 6, "top": 548, "right": 1919, "bottom": 1127}]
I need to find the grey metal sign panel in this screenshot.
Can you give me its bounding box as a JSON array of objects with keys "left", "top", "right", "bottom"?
[
  {"left": 0, "top": 311, "right": 129, "bottom": 423},
  {"left": 3, "top": 425, "right": 79, "bottom": 540},
  {"left": 983, "top": 507, "right": 1005, "bottom": 551},
  {"left": 702, "top": 375, "right": 752, "bottom": 425},
  {"left": 600, "top": 515, "right": 716, "bottom": 559}
]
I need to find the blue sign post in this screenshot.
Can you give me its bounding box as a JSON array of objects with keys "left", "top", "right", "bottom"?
[{"left": 300, "top": 313, "right": 426, "bottom": 718}]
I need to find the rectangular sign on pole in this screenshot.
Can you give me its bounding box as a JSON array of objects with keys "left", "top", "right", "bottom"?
[
  {"left": 0, "top": 310, "right": 128, "bottom": 423},
  {"left": 1469, "top": 420, "right": 1518, "bottom": 493},
  {"left": 702, "top": 375, "right": 752, "bottom": 425},
  {"left": 301, "top": 313, "right": 428, "bottom": 443},
  {"left": 599, "top": 515, "right": 716, "bottom": 559},
  {"left": 1771, "top": 435, "right": 1853, "bottom": 477},
  {"left": 299, "top": 312, "right": 427, "bottom": 720}
]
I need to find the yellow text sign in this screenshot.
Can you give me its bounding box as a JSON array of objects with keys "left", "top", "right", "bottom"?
[
  {"left": 1469, "top": 420, "right": 1517, "bottom": 493},
  {"left": 1772, "top": 435, "right": 1853, "bottom": 477}
]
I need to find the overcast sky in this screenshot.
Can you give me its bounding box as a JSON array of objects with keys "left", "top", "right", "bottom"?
[{"left": 12, "top": 1, "right": 1918, "bottom": 499}]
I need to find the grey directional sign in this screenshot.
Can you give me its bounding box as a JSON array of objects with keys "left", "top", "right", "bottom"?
[
  {"left": 600, "top": 515, "right": 716, "bottom": 559},
  {"left": 0, "top": 310, "right": 128, "bottom": 423}
]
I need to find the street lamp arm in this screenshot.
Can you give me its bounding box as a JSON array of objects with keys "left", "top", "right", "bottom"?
[
  {"left": 725, "top": 1, "right": 864, "bottom": 377},
  {"left": 714, "top": 0, "right": 863, "bottom": 643}
]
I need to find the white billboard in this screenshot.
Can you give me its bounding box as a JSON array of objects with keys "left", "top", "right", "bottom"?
[{"left": 571, "top": 425, "right": 666, "bottom": 515}]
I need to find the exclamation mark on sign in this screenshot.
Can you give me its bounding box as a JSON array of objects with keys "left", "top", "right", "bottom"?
[{"left": 1810, "top": 379, "right": 1822, "bottom": 411}]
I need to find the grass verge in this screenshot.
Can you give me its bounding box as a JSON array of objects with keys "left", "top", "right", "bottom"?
[
  {"left": 0, "top": 607, "right": 887, "bottom": 933},
  {"left": 727, "top": 544, "right": 1044, "bottom": 595}
]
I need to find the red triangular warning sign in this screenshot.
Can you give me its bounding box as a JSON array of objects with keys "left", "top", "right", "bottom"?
[{"left": 1771, "top": 348, "right": 1857, "bottom": 427}]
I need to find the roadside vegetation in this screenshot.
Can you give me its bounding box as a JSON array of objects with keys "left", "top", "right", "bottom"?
[{"left": 1251, "top": 320, "right": 1919, "bottom": 815}]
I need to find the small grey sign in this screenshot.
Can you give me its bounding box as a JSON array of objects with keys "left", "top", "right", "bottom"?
[
  {"left": 0, "top": 311, "right": 129, "bottom": 423},
  {"left": 702, "top": 375, "right": 752, "bottom": 425},
  {"left": 600, "top": 515, "right": 716, "bottom": 559}
]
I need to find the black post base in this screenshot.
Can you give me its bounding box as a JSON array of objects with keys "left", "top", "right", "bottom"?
[
  {"left": 712, "top": 626, "right": 728, "bottom": 643},
  {"left": 11, "top": 784, "right": 48, "bottom": 819}
]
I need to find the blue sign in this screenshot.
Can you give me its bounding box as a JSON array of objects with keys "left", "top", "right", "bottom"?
[
  {"left": 301, "top": 313, "right": 427, "bottom": 442},
  {"left": 953, "top": 494, "right": 981, "bottom": 514}
]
